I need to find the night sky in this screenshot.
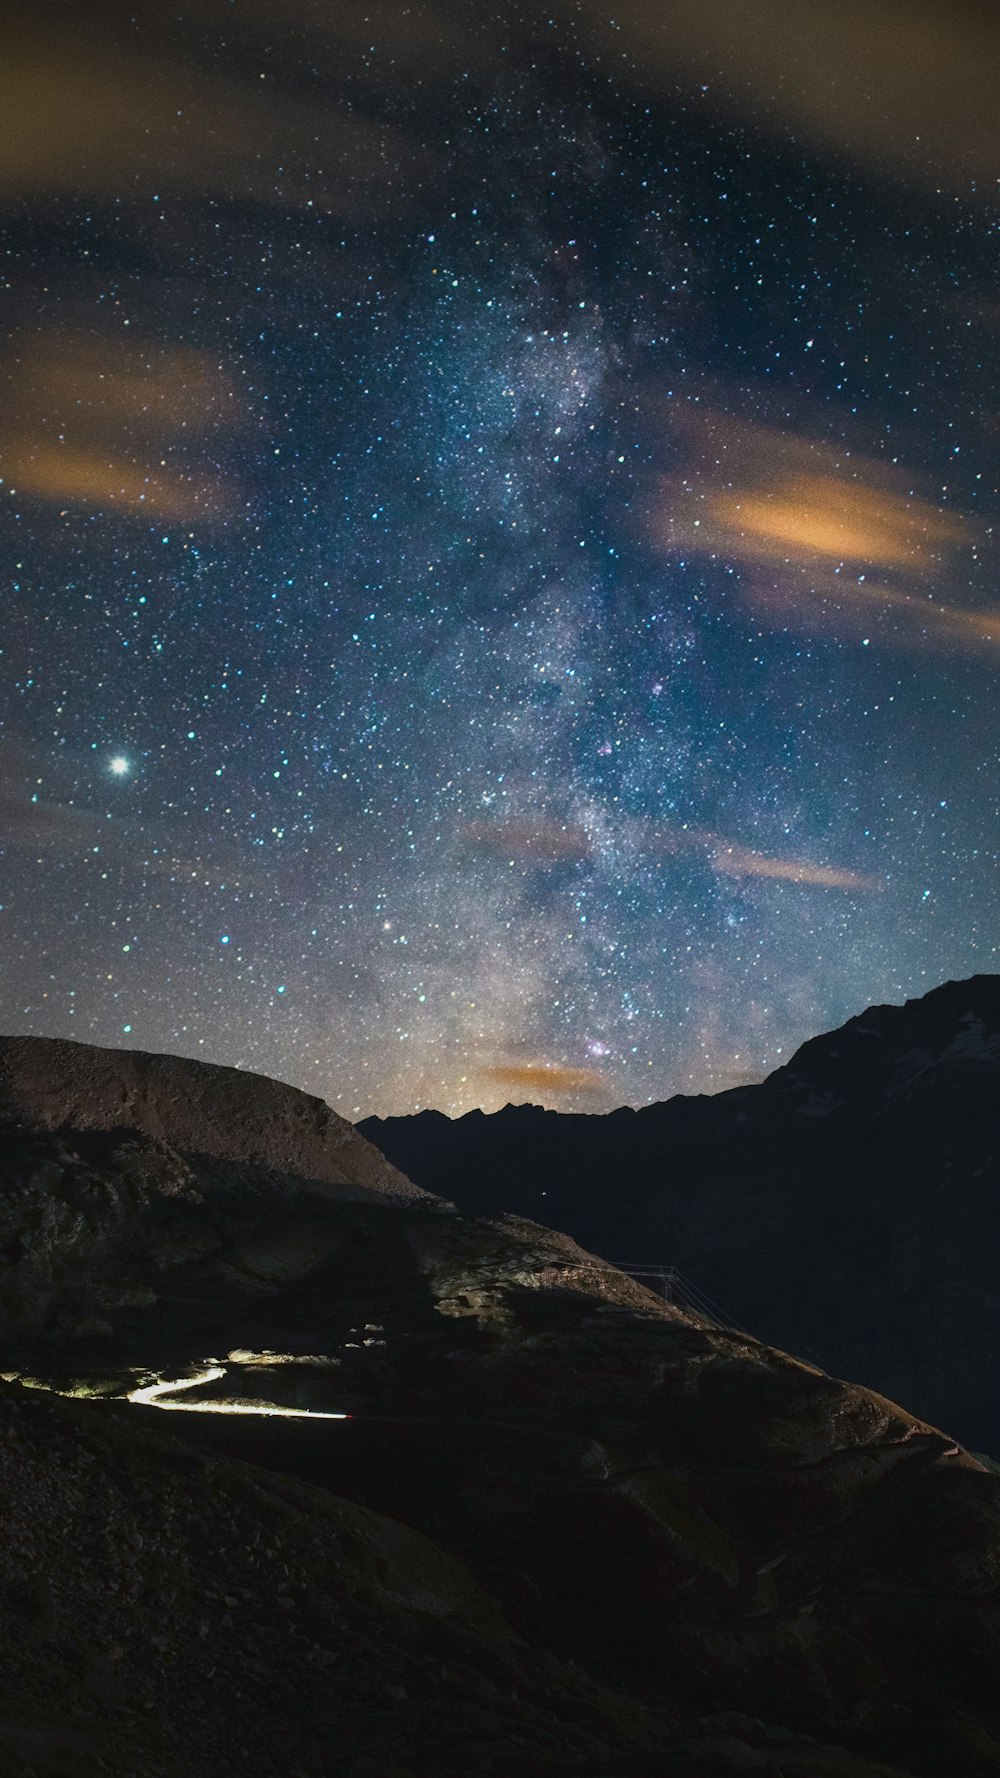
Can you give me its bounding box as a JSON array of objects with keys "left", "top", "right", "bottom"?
[{"left": 3, "top": 1, "right": 999, "bottom": 1116}]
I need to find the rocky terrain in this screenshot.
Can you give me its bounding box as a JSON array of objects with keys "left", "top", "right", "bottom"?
[
  {"left": 2, "top": 1031, "right": 1000, "bottom": 1775},
  {"left": 364, "top": 974, "right": 1000, "bottom": 1452}
]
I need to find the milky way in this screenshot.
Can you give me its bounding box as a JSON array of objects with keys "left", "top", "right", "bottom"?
[{"left": 2, "top": 3, "right": 999, "bottom": 1114}]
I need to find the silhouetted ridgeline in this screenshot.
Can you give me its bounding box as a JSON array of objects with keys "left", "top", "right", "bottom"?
[
  {"left": 364, "top": 974, "right": 1000, "bottom": 1450},
  {"left": 3, "top": 1023, "right": 1000, "bottom": 1775}
]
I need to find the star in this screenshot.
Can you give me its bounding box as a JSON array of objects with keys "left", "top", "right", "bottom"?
[{"left": 2, "top": 2, "right": 995, "bottom": 1119}]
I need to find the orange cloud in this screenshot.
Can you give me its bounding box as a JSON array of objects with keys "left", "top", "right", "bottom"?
[
  {"left": 654, "top": 820, "right": 879, "bottom": 891},
  {"left": 575, "top": 0, "right": 1000, "bottom": 196},
  {"left": 707, "top": 476, "right": 966, "bottom": 573},
  {"left": 463, "top": 819, "right": 592, "bottom": 864},
  {"left": 0, "top": 23, "right": 423, "bottom": 214},
  {"left": 230, "top": 0, "right": 504, "bottom": 80},
  {"left": 708, "top": 843, "right": 880, "bottom": 891},
  {"left": 1, "top": 444, "right": 226, "bottom": 521},
  {"left": 481, "top": 1063, "right": 607, "bottom": 1099},
  {"left": 652, "top": 412, "right": 996, "bottom": 653},
  {"left": 462, "top": 808, "right": 876, "bottom": 892},
  {"left": 22, "top": 345, "right": 237, "bottom": 433},
  {"left": 657, "top": 415, "right": 967, "bottom": 573},
  {"left": 1, "top": 337, "right": 241, "bottom": 518},
  {"left": 753, "top": 573, "right": 1000, "bottom": 653}
]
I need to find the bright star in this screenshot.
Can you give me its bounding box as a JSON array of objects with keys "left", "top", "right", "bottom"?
[{"left": 109, "top": 756, "right": 130, "bottom": 776}]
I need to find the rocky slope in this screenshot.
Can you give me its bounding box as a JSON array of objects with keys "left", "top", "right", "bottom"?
[
  {"left": 363, "top": 974, "right": 1000, "bottom": 1451},
  {"left": 0, "top": 1034, "right": 422, "bottom": 1203},
  {"left": 2, "top": 1032, "right": 1000, "bottom": 1775}
]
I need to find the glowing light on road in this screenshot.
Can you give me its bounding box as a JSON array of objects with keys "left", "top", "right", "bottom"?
[{"left": 126, "top": 1364, "right": 351, "bottom": 1418}]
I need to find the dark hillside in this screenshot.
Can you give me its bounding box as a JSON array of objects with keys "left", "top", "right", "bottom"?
[
  {"left": 364, "top": 975, "right": 1000, "bottom": 1449},
  {"left": 3, "top": 1031, "right": 1000, "bottom": 1775}
]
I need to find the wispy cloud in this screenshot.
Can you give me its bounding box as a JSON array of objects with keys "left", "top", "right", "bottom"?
[
  {"left": 462, "top": 818, "right": 592, "bottom": 865},
  {"left": 704, "top": 474, "right": 965, "bottom": 573},
  {"left": 0, "top": 21, "right": 426, "bottom": 215},
  {"left": 229, "top": 0, "right": 505, "bottom": 81},
  {"left": 652, "top": 412, "right": 995, "bottom": 654},
  {"left": 0, "top": 784, "right": 266, "bottom": 894},
  {"left": 577, "top": 0, "right": 1000, "bottom": 196},
  {"left": 707, "top": 842, "right": 879, "bottom": 891},
  {"left": 480, "top": 1061, "right": 608, "bottom": 1099},
  {"left": 656, "top": 415, "right": 967, "bottom": 571},
  {"left": 461, "top": 810, "right": 879, "bottom": 892},
  {"left": 752, "top": 573, "right": 1000, "bottom": 653},
  {"left": 0, "top": 336, "right": 242, "bottom": 519}
]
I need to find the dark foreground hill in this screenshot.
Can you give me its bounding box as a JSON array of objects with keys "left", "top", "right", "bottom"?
[
  {"left": 364, "top": 974, "right": 1000, "bottom": 1452},
  {"left": 3, "top": 1035, "right": 1000, "bottom": 1776}
]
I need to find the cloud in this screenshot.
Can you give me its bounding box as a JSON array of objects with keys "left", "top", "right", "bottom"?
[
  {"left": 229, "top": 0, "right": 505, "bottom": 80},
  {"left": 707, "top": 842, "right": 880, "bottom": 891},
  {"left": 0, "top": 336, "right": 241, "bottom": 518},
  {"left": 462, "top": 808, "right": 879, "bottom": 892},
  {"left": 651, "top": 411, "right": 998, "bottom": 653},
  {"left": 0, "top": 783, "right": 267, "bottom": 893},
  {"left": 705, "top": 475, "right": 965, "bottom": 574},
  {"left": 1, "top": 443, "right": 226, "bottom": 521},
  {"left": 0, "top": 16, "right": 428, "bottom": 214},
  {"left": 655, "top": 820, "right": 881, "bottom": 891},
  {"left": 576, "top": 0, "right": 1000, "bottom": 195},
  {"left": 0, "top": 790, "right": 97, "bottom": 850},
  {"left": 480, "top": 1062, "right": 608, "bottom": 1099},
  {"left": 751, "top": 573, "right": 1000, "bottom": 653},
  {"left": 462, "top": 819, "right": 592, "bottom": 864},
  {"left": 656, "top": 415, "right": 968, "bottom": 572}
]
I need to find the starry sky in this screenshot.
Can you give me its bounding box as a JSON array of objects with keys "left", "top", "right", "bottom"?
[{"left": 3, "top": 0, "right": 1000, "bottom": 1116}]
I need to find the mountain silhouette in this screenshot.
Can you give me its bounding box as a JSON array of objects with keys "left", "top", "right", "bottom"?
[
  {"left": 364, "top": 974, "right": 1000, "bottom": 1451},
  {"left": 3, "top": 1026, "right": 1000, "bottom": 1775}
]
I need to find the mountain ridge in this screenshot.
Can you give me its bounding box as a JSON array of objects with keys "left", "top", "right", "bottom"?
[
  {"left": 3, "top": 1025, "right": 1000, "bottom": 1774},
  {"left": 362, "top": 973, "right": 1000, "bottom": 1448},
  {"left": 0, "top": 1032, "right": 426, "bottom": 1204}
]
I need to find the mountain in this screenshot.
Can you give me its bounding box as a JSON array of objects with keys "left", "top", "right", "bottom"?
[
  {"left": 362, "top": 974, "right": 1000, "bottom": 1451},
  {"left": 2, "top": 1031, "right": 1000, "bottom": 1775}
]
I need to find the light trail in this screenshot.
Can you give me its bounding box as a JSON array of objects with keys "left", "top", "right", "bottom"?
[{"left": 126, "top": 1365, "right": 351, "bottom": 1418}]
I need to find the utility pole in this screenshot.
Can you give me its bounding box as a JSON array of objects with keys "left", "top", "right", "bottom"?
[{"left": 661, "top": 1267, "right": 680, "bottom": 1305}]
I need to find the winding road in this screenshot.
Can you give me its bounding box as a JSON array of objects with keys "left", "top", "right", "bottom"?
[{"left": 127, "top": 1365, "right": 351, "bottom": 1419}]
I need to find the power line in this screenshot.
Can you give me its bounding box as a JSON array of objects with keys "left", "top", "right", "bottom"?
[{"left": 550, "top": 1256, "right": 753, "bottom": 1337}]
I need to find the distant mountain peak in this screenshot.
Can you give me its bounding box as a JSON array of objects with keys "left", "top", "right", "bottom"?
[{"left": 768, "top": 972, "right": 1000, "bottom": 1101}]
